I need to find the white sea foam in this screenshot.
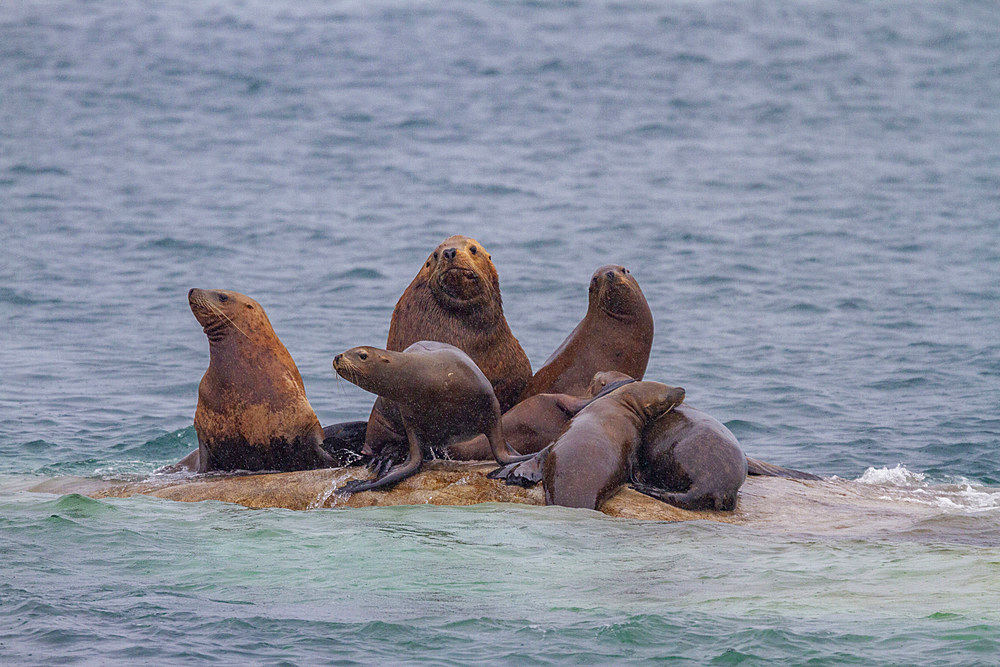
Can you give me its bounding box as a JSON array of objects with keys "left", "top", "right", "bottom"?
[{"left": 855, "top": 465, "right": 1000, "bottom": 512}]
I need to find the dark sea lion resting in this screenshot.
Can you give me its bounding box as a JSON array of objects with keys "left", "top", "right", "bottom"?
[
  {"left": 364, "top": 235, "right": 532, "bottom": 459},
  {"left": 590, "top": 371, "right": 817, "bottom": 511},
  {"left": 334, "top": 341, "right": 529, "bottom": 494},
  {"left": 492, "top": 380, "right": 685, "bottom": 511},
  {"left": 444, "top": 391, "right": 593, "bottom": 460},
  {"left": 521, "top": 264, "right": 653, "bottom": 400},
  {"left": 184, "top": 289, "right": 334, "bottom": 473}
]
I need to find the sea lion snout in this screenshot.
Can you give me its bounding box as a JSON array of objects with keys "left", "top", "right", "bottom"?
[{"left": 443, "top": 247, "right": 457, "bottom": 260}]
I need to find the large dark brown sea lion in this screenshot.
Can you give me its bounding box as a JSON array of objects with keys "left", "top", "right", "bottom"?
[
  {"left": 492, "top": 380, "right": 685, "bottom": 510},
  {"left": 334, "top": 341, "right": 529, "bottom": 494},
  {"left": 520, "top": 264, "right": 653, "bottom": 400},
  {"left": 364, "top": 235, "right": 532, "bottom": 459},
  {"left": 186, "top": 289, "right": 334, "bottom": 473}
]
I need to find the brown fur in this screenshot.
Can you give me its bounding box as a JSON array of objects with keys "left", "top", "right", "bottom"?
[
  {"left": 365, "top": 235, "right": 531, "bottom": 455},
  {"left": 492, "top": 381, "right": 685, "bottom": 511},
  {"left": 187, "top": 289, "right": 332, "bottom": 473},
  {"left": 521, "top": 265, "right": 653, "bottom": 400}
]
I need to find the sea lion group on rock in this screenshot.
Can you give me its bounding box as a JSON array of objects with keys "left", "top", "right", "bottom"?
[{"left": 172, "top": 234, "right": 817, "bottom": 512}]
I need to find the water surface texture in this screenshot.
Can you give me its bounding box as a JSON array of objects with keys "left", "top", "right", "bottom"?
[{"left": 2, "top": 1, "right": 999, "bottom": 664}]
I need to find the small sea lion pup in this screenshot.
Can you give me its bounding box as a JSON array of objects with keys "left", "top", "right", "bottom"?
[
  {"left": 364, "top": 235, "right": 532, "bottom": 458},
  {"left": 520, "top": 264, "right": 653, "bottom": 400},
  {"left": 491, "top": 380, "right": 685, "bottom": 511},
  {"left": 333, "top": 341, "right": 530, "bottom": 494},
  {"left": 187, "top": 289, "right": 334, "bottom": 473}
]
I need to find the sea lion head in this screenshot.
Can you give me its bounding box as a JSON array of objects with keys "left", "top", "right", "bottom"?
[
  {"left": 587, "top": 370, "right": 637, "bottom": 398},
  {"left": 333, "top": 346, "right": 404, "bottom": 399},
  {"left": 422, "top": 235, "right": 501, "bottom": 314},
  {"left": 188, "top": 288, "right": 275, "bottom": 345},
  {"left": 588, "top": 265, "right": 648, "bottom": 321},
  {"left": 616, "top": 380, "right": 685, "bottom": 422}
]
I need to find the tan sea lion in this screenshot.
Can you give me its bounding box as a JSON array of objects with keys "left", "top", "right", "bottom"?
[
  {"left": 186, "top": 289, "right": 333, "bottom": 473},
  {"left": 520, "top": 264, "right": 653, "bottom": 400},
  {"left": 491, "top": 380, "right": 685, "bottom": 510},
  {"left": 364, "top": 235, "right": 532, "bottom": 459},
  {"left": 334, "top": 341, "right": 529, "bottom": 494}
]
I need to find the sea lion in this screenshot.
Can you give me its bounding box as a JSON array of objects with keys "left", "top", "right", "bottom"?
[
  {"left": 589, "top": 371, "right": 815, "bottom": 511},
  {"left": 630, "top": 403, "right": 747, "bottom": 511},
  {"left": 333, "top": 341, "right": 529, "bottom": 494},
  {"left": 445, "top": 372, "right": 641, "bottom": 460},
  {"left": 444, "top": 392, "right": 592, "bottom": 460},
  {"left": 364, "top": 235, "right": 532, "bottom": 459},
  {"left": 492, "top": 380, "right": 685, "bottom": 510},
  {"left": 520, "top": 264, "right": 653, "bottom": 400},
  {"left": 186, "top": 289, "right": 334, "bottom": 473}
]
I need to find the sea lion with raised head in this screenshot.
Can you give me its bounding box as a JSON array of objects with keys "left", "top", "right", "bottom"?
[
  {"left": 364, "top": 235, "right": 532, "bottom": 460},
  {"left": 334, "top": 341, "right": 529, "bottom": 494},
  {"left": 492, "top": 380, "right": 685, "bottom": 510},
  {"left": 185, "top": 289, "right": 334, "bottom": 473},
  {"left": 520, "top": 264, "right": 653, "bottom": 400}
]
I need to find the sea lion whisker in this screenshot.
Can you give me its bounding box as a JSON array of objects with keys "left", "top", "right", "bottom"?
[{"left": 206, "top": 301, "right": 250, "bottom": 340}]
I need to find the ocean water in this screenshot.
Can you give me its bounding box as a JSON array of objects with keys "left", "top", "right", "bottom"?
[{"left": 2, "top": 0, "right": 999, "bottom": 663}]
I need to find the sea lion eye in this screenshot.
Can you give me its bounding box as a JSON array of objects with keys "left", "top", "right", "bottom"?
[
  {"left": 470, "top": 246, "right": 477, "bottom": 255},
  {"left": 218, "top": 294, "right": 229, "bottom": 303},
  {"left": 245, "top": 303, "right": 254, "bottom": 309},
  {"left": 433, "top": 252, "right": 438, "bottom": 260},
  {"left": 358, "top": 352, "right": 368, "bottom": 361}
]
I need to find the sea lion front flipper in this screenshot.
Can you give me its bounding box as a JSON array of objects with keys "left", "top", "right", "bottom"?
[
  {"left": 488, "top": 450, "right": 546, "bottom": 487},
  {"left": 745, "top": 456, "right": 821, "bottom": 481},
  {"left": 337, "top": 419, "right": 424, "bottom": 494},
  {"left": 321, "top": 420, "right": 370, "bottom": 466},
  {"left": 630, "top": 482, "right": 734, "bottom": 511}
]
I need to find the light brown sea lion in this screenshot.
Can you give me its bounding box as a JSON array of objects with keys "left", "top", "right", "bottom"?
[
  {"left": 185, "top": 289, "right": 333, "bottom": 473},
  {"left": 334, "top": 341, "right": 529, "bottom": 494},
  {"left": 364, "top": 235, "right": 532, "bottom": 459},
  {"left": 520, "top": 264, "right": 653, "bottom": 400},
  {"left": 491, "top": 380, "right": 685, "bottom": 510},
  {"left": 589, "top": 371, "right": 817, "bottom": 511}
]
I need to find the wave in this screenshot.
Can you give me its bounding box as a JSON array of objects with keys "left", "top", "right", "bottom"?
[{"left": 855, "top": 464, "right": 1000, "bottom": 512}]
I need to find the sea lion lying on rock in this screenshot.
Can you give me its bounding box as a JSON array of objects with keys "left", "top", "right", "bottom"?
[
  {"left": 491, "top": 380, "right": 686, "bottom": 510},
  {"left": 333, "top": 341, "right": 530, "bottom": 494},
  {"left": 590, "top": 371, "right": 818, "bottom": 511},
  {"left": 364, "top": 235, "right": 532, "bottom": 460},
  {"left": 521, "top": 264, "right": 653, "bottom": 400},
  {"left": 184, "top": 289, "right": 334, "bottom": 473}
]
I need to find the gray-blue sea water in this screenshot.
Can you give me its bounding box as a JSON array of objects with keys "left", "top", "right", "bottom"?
[{"left": 2, "top": 0, "right": 999, "bottom": 663}]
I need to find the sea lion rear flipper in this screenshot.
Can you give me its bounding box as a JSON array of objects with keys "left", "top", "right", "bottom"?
[{"left": 745, "top": 456, "right": 821, "bottom": 481}]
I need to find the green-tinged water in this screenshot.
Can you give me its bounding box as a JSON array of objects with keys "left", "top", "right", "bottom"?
[
  {"left": 3, "top": 0, "right": 1000, "bottom": 663},
  {"left": 3, "top": 493, "right": 999, "bottom": 664}
]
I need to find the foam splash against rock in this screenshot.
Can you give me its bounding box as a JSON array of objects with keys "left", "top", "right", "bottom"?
[{"left": 856, "top": 464, "right": 1000, "bottom": 512}]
